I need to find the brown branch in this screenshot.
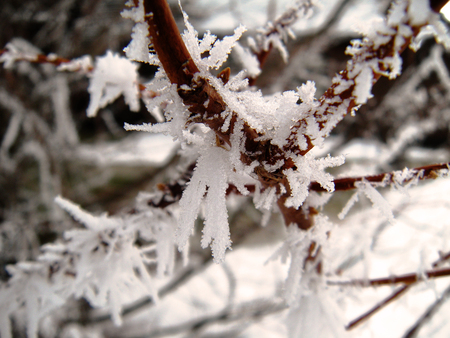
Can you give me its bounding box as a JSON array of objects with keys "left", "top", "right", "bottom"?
[
  {"left": 327, "top": 267, "right": 450, "bottom": 287},
  {"left": 0, "top": 49, "right": 93, "bottom": 71},
  {"left": 144, "top": 0, "right": 198, "bottom": 86},
  {"left": 403, "top": 283, "right": 450, "bottom": 338},
  {"left": 344, "top": 248, "right": 450, "bottom": 330},
  {"left": 141, "top": 0, "right": 449, "bottom": 230},
  {"left": 290, "top": 0, "right": 449, "bottom": 157},
  {"left": 310, "top": 162, "right": 450, "bottom": 192},
  {"left": 142, "top": 0, "right": 313, "bottom": 229},
  {"left": 346, "top": 285, "right": 410, "bottom": 330}
]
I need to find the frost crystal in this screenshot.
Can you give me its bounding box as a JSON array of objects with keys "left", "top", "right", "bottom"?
[
  {"left": 86, "top": 51, "right": 140, "bottom": 117},
  {"left": 177, "top": 144, "right": 232, "bottom": 263}
]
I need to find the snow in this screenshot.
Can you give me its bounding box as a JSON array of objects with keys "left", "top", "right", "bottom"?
[
  {"left": 177, "top": 144, "right": 232, "bottom": 263},
  {"left": 408, "top": 0, "right": 431, "bottom": 26},
  {"left": 77, "top": 133, "right": 178, "bottom": 167},
  {"left": 233, "top": 42, "right": 261, "bottom": 78},
  {"left": 86, "top": 51, "right": 140, "bottom": 118}
]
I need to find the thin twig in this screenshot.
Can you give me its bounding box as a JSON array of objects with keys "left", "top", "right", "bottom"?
[
  {"left": 403, "top": 283, "right": 450, "bottom": 338},
  {"left": 344, "top": 248, "right": 450, "bottom": 330},
  {"left": 310, "top": 162, "right": 450, "bottom": 192},
  {"left": 346, "top": 285, "right": 410, "bottom": 330},
  {"left": 327, "top": 267, "right": 450, "bottom": 287}
]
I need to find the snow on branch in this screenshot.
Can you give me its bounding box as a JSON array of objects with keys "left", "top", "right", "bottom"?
[
  {"left": 120, "top": 0, "right": 450, "bottom": 258},
  {"left": 309, "top": 162, "right": 450, "bottom": 192},
  {"left": 248, "top": 0, "right": 315, "bottom": 65},
  {"left": 0, "top": 196, "right": 178, "bottom": 338},
  {"left": 290, "top": 0, "right": 450, "bottom": 155},
  {"left": 0, "top": 39, "right": 93, "bottom": 73}
]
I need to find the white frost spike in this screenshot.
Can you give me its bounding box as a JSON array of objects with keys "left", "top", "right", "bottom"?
[
  {"left": 123, "top": 22, "right": 154, "bottom": 63},
  {"left": 356, "top": 180, "right": 395, "bottom": 223},
  {"left": 354, "top": 65, "right": 374, "bottom": 104},
  {"left": 55, "top": 195, "right": 117, "bottom": 230},
  {"left": 338, "top": 191, "right": 359, "bottom": 220},
  {"left": 408, "top": 0, "right": 431, "bottom": 26},
  {"left": 233, "top": 42, "right": 261, "bottom": 78},
  {"left": 177, "top": 147, "right": 231, "bottom": 263},
  {"left": 297, "top": 80, "right": 317, "bottom": 103},
  {"left": 86, "top": 51, "right": 140, "bottom": 117},
  {"left": 206, "top": 25, "right": 247, "bottom": 70},
  {"left": 285, "top": 154, "right": 345, "bottom": 209}
]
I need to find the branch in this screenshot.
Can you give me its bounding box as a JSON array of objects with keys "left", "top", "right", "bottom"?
[
  {"left": 403, "top": 282, "right": 450, "bottom": 338},
  {"left": 290, "top": 1, "right": 449, "bottom": 156},
  {"left": 310, "top": 162, "right": 450, "bottom": 192},
  {"left": 248, "top": 0, "right": 315, "bottom": 86},
  {"left": 327, "top": 267, "right": 450, "bottom": 287},
  {"left": 141, "top": 0, "right": 448, "bottom": 230},
  {"left": 144, "top": 0, "right": 198, "bottom": 86},
  {"left": 344, "top": 248, "right": 450, "bottom": 330},
  {"left": 346, "top": 285, "right": 410, "bottom": 330}
]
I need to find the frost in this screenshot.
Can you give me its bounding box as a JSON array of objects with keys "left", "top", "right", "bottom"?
[
  {"left": 123, "top": 22, "right": 153, "bottom": 63},
  {"left": 233, "top": 42, "right": 261, "bottom": 78},
  {"left": 297, "top": 80, "right": 316, "bottom": 103},
  {"left": 181, "top": 8, "right": 246, "bottom": 73},
  {"left": 86, "top": 51, "right": 140, "bottom": 117},
  {"left": 56, "top": 55, "right": 93, "bottom": 73},
  {"left": 284, "top": 154, "right": 345, "bottom": 210},
  {"left": 0, "top": 38, "right": 41, "bottom": 69},
  {"left": 339, "top": 180, "right": 395, "bottom": 224},
  {"left": 177, "top": 144, "right": 232, "bottom": 263},
  {"left": 408, "top": 0, "right": 431, "bottom": 26},
  {"left": 353, "top": 65, "right": 374, "bottom": 104},
  {"left": 4, "top": 1, "right": 450, "bottom": 336},
  {"left": 121, "top": 0, "right": 145, "bottom": 22}
]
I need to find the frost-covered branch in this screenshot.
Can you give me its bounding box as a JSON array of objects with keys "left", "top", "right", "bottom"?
[
  {"left": 138, "top": 0, "right": 449, "bottom": 234},
  {"left": 310, "top": 162, "right": 450, "bottom": 192},
  {"left": 0, "top": 45, "right": 93, "bottom": 73},
  {"left": 291, "top": 0, "right": 450, "bottom": 156}
]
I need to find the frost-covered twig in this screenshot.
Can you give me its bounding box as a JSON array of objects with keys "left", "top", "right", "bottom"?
[
  {"left": 246, "top": 0, "right": 315, "bottom": 85},
  {"left": 139, "top": 0, "right": 449, "bottom": 234},
  {"left": 0, "top": 45, "right": 93, "bottom": 73},
  {"left": 310, "top": 162, "right": 450, "bottom": 192}
]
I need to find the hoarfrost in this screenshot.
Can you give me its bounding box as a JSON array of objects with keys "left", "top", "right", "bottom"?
[
  {"left": 86, "top": 51, "right": 140, "bottom": 117},
  {"left": 123, "top": 22, "right": 154, "bottom": 63},
  {"left": 340, "top": 180, "right": 395, "bottom": 224},
  {"left": 233, "top": 42, "right": 261, "bottom": 78},
  {"left": 353, "top": 65, "right": 374, "bottom": 104},
  {"left": 284, "top": 154, "right": 345, "bottom": 209},
  {"left": 177, "top": 144, "right": 232, "bottom": 263}
]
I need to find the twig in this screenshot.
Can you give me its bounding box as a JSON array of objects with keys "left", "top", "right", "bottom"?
[
  {"left": 327, "top": 267, "right": 450, "bottom": 287},
  {"left": 403, "top": 283, "right": 450, "bottom": 338},
  {"left": 344, "top": 248, "right": 450, "bottom": 330},
  {"left": 310, "top": 162, "right": 450, "bottom": 192},
  {"left": 346, "top": 285, "right": 410, "bottom": 330}
]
